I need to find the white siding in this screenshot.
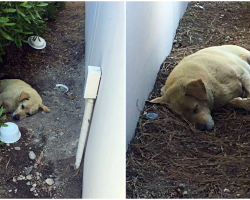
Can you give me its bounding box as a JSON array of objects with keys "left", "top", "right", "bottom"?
[
  {"left": 126, "top": 1, "right": 188, "bottom": 147},
  {"left": 83, "top": 1, "right": 125, "bottom": 198}
]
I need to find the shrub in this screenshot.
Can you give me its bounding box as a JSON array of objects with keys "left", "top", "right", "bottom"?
[{"left": 0, "top": 1, "right": 66, "bottom": 62}]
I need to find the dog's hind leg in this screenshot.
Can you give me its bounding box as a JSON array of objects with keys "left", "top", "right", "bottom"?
[{"left": 226, "top": 97, "right": 250, "bottom": 111}]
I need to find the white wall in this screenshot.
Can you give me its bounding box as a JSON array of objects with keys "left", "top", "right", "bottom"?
[
  {"left": 126, "top": 1, "right": 188, "bottom": 147},
  {"left": 83, "top": 1, "right": 125, "bottom": 199}
]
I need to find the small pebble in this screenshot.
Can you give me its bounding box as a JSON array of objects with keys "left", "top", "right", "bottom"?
[
  {"left": 26, "top": 175, "right": 32, "bottom": 180},
  {"left": 32, "top": 184, "right": 37, "bottom": 187},
  {"left": 45, "top": 178, "right": 54, "bottom": 186},
  {"left": 8, "top": 190, "right": 12, "bottom": 193},
  {"left": 183, "top": 191, "right": 188, "bottom": 195},
  {"left": 25, "top": 166, "right": 33, "bottom": 175},
  {"left": 29, "top": 151, "right": 36, "bottom": 160},
  {"left": 236, "top": 194, "right": 241, "bottom": 198},
  {"left": 30, "top": 187, "right": 35, "bottom": 192},
  {"left": 12, "top": 177, "right": 17, "bottom": 183},
  {"left": 14, "top": 147, "right": 20, "bottom": 150},
  {"left": 14, "top": 189, "right": 17, "bottom": 193},
  {"left": 34, "top": 193, "right": 39, "bottom": 197},
  {"left": 26, "top": 181, "right": 31, "bottom": 186}
]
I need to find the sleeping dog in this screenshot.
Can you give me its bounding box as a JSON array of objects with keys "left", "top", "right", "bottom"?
[
  {"left": 0, "top": 79, "right": 50, "bottom": 120},
  {"left": 151, "top": 45, "right": 250, "bottom": 131}
]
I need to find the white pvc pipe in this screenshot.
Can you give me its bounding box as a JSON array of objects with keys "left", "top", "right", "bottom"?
[{"left": 75, "top": 98, "right": 95, "bottom": 169}]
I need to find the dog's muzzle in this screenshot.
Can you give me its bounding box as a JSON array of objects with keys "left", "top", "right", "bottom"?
[{"left": 195, "top": 120, "right": 214, "bottom": 131}]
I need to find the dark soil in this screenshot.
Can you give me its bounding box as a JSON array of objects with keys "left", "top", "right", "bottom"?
[
  {"left": 127, "top": 1, "right": 250, "bottom": 198},
  {"left": 0, "top": 2, "right": 85, "bottom": 198}
]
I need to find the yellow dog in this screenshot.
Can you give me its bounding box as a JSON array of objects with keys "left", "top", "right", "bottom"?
[
  {"left": 0, "top": 79, "right": 50, "bottom": 120},
  {"left": 151, "top": 45, "right": 250, "bottom": 131}
]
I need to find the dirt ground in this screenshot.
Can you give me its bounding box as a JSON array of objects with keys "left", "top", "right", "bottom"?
[
  {"left": 0, "top": 2, "right": 85, "bottom": 198},
  {"left": 127, "top": 1, "right": 250, "bottom": 198}
]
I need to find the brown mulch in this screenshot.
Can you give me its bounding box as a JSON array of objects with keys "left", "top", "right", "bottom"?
[{"left": 126, "top": 1, "right": 250, "bottom": 198}]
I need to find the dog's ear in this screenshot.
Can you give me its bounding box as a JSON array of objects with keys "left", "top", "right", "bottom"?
[
  {"left": 40, "top": 104, "right": 50, "bottom": 113},
  {"left": 19, "top": 91, "right": 30, "bottom": 102},
  {"left": 149, "top": 97, "right": 166, "bottom": 104},
  {"left": 186, "top": 79, "right": 207, "bottom": 101}
]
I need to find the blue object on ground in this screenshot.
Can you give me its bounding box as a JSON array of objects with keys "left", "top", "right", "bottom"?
[{"left": 145, "top": 112, "right": 158, "bottom": 119}]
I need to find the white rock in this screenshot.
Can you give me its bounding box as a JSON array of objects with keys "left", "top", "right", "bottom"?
[
  {"left": 26, "top": 181, "right": 31, "bottom": 185},
  {"left": 29, "top": 151, "right": 36, "bottom": 160},
  {"left": 14, "top": 189, "right": 17, "bottom": 193},
  {"left": 34, "top": 193, "right": 39, "bottom": 196},
  {"left": 30, "top": 187, "right": 35, "bottom": 192},
  {"left": 224, "top": 188, "right": 230, "bottom": 193},
  {"left": 45, "top": 178, "right": 54, "bottom": 186},
  {"left": 17, "top": 176, "right": 23, "bottom": 181},
  {"left": 8, "top": 190, "right": 12, "bottom": 192},
  {"left": 26, "top": 175, "right": 32, "bottom": 180},
  {"left": 183, "top": 191, "right": 188, "bottom": 195},
  {"left": 32, "top": 184, "right": 37, "bottom": 187},
  {"left": 12, "top": 177, "right": 17, "bottom": 182},
  {"left": 14, "top": 147, "right": 21, "bottom": 150}
]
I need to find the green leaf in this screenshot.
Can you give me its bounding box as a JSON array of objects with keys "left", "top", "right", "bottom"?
[
  {"left": 0, "top": 29, "right": 14, "bottom": 41},
  {"left": 16, "top": 6, "right": 26, "bottom": 17},
  {"left": 0, "top": 106, "right": 3, "bottom": 117},
  {"left": 37, "top": 3, "right": 48, "bottom": 7},
  {"left": 13, "top": 29, "right": 23, "bottom": 33},
  {"left": 28, "top": 10, "right": 35, "bottom": 19},
  {"left": 23, "top": 31, "right": 33, "bottom": 34},
  {"left": 0, "top": 17, "right": 9, "bottom": 23},
  {"left": 2, "top": 8, "right": 16, "bottom": 13},
  {"left": 0, "top": 123, "right": 8, "bottom": 127},
  {"left": 3, "top": 23, "right": 15, "bottom": 26},
  {"left": 20, "top": 2, "right": 28, "bottom": 6},
  {"left": 34, "top": 9, "right": 42, "bottom": 19}
]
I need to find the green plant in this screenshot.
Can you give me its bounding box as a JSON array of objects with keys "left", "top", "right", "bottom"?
[
  {"left": 0, "top": 1, "right": 66, "bottom": 62},
  {"left": 0, "top": 106, "right": 7, "bottom": 151},
  {"left": 43, "top": 2, "right": 66, "bottom": 21}
]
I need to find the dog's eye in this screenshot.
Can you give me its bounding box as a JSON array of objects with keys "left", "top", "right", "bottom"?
[
  {"left": 193, "top": 105, "right": 199, "bottom": 113},
  {"left": 21, "top": 105, "right": 25, "bottom": 109}
]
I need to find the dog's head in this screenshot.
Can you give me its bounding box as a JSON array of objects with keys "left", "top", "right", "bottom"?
[
  {"left": 151, "top": 79, "right": 214, "bottom": 131},
  {"left": 12, "top": 91, "right": 50, "bottom": 121}
]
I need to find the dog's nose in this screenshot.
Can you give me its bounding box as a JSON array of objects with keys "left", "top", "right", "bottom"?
[
  {"left": 12, "top": 114, "right": 20, "bottom": 121},
  {"left": 196, "top": 121, "right": 214, "bottom": 131}
]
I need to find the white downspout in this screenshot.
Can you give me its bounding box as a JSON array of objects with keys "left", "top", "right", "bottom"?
[
  {"left": 74, "top": 98, "right": 94, "bottom": 169},
  {"left": 75, "top": 65, "right": 101, "bottom": 169}
]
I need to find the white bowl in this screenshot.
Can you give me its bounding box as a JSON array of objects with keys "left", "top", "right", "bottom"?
[
  {"left": 28, "top": 36, "right": 46, "bottom": 49},
  {"left": 0, "top": 122, "right": 21, "bottom": 143}
]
